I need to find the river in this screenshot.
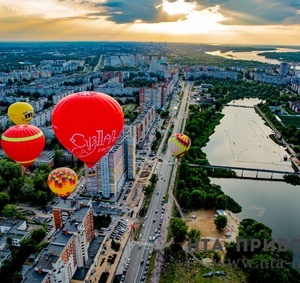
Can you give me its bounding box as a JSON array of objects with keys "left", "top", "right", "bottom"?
[
  {"left": 202, "top": 98, "right": 300, "bottom": 268},
  {"left": 206, "top": 47, "right": 300, "bottom": 65}
]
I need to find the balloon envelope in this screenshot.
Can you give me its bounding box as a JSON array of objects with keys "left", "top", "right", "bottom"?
[
  {"left": 48, "top": 167, "right": 78, "bottom": 198},
  {"left": 1, "top": 124, "right": 45, "bottom": 169},
  {"left": 51, "top": 91, "right": 124, "bottom": 168},
  {"left": 8, "top": 102, "right": 34, "bottom": 125},
  {"left": 168, "top": 133, "right": 191, "bottom": 160}
]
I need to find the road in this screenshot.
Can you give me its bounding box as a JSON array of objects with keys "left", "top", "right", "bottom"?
[{"left": 123, "top": 81, "right": 192, "bottom": 283}]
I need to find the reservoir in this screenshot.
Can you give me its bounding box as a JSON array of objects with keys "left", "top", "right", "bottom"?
[
  {"left": 206, "top": 47, "right": 300, "bottom": 65},
  {"left": 202, "top": 98, "right": 300, "bottom": 266}
]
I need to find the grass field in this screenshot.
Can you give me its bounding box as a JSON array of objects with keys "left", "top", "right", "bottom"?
[
  {"left": 278, "top": 115, "right": 300, "bottom": 129},
  {"left": 160, "top": 258, "right": 247, "bottom": 283}
]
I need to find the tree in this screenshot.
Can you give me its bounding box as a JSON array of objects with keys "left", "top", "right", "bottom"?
[
  {"left": 0, "top": 192, "right": 10, "bottom": 210},
  {"left": 149, "top": 174, "right": 158, "bottom": 186},
  {"left": 21, "top": 183, "right": 36, "bottom": 203},
  {"left": 188, "top": 228, "right": 201, "bottom": 242},
  {"left": 111, "top": 239, "right": 120, "bottom": 251},
  {"left": 216, "top": 194, "right": 228, "bottom": 209},
  {"left": 35, "top": 191, "right": 48, "bottom": 206},
  {"left": 214, "top": 215, "right": 228, "bottom": 230},
  {"left": 53, "top": 145, "right": 64, "bottom": 167},
  {"left": 247, "top": 252, "right": 291, "bottom": 283},
  {"left": 3, "top": 204, "right": 18, "bottom": 218},
  {"left": 31, "top": 227, "right": 46, "bottom": 243},
  {"left": 178, "top": 188, "right": 191, "bottom": 208},
  {"left": 190, "top": 189, "right": 206, "bottom": 209},
  {"left": 170, "top": 218, "right": 188, "bottom": 243}
]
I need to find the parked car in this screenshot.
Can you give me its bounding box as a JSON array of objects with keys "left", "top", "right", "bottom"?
[{"left": 203, "top": 271, "right": 213, "bottom": 277}]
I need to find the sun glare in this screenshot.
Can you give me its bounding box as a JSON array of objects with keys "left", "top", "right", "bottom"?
[
  {"left": 132, "top": 5, "right": 228, "bottom": 35},
  {"left": 157, "top": 0, "right": 196, "bottom": 16}
]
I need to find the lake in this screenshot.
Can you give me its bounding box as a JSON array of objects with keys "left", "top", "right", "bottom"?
[{"left": 202, "top": 98, "right": 300, "bottom": 267}]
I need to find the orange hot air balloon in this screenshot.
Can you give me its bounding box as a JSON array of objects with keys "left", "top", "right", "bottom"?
[
  {"left": 168, "top": 133, "right": 191, "bottom": 160},
  {"left": 1, "top": 124, "right": 45, "bottom": 169},
  {"left": 47, "top": 167, "right": 78, "bottom": 199},
  {"left": 51, "top": 91, "right": 124, "bottom": 168}
]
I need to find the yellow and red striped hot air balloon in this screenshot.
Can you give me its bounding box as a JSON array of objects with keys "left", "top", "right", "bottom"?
[
  {"left": 47, "top": 167, "right": 78, "bottom": 199},
  {"left": 1, "top": 124, "right": 45, "bottom": 169},
  {"left": 168, "top": 133, "right": 191, "bottom": 160}
]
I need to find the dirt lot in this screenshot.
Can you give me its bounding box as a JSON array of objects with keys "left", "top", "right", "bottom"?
[{"left": 184, "top": 209, "right": 240, "bottom": 250}]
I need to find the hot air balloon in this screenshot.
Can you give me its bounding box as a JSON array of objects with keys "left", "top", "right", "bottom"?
[
  {"left": 168, "top": 133, "right": 191, "bottom": 160},
  {"left": 51, "top": 91, "right": 124, "bottom": 168},
  {"left": 8, "top": 102, "right": 34, "bottom": 125},
  {"left": 1, "top": 124, "right": 45, "bottom": 169},
  {"left": 47, "top": 167, "right": 78, "bottom": 199}
]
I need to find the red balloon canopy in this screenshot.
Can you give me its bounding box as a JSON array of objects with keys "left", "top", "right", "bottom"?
[
  {"left": 1, "top": 124, "right": 45, "bottom": 169},
  {"left": 51, "top": 91, "right": 124, "bottom": 168}
]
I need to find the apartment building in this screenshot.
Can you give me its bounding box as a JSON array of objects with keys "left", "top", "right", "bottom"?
[{"left": 21, "top": 197, "right": 104, "bottom": 283}]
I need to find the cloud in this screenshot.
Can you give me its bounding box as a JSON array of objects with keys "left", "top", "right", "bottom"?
[
  {"left": 93, "top": 1, "right": 160, "bottom": 23},
  {"left": 193, "top": 0, "right": 300, "bottom": 25},
  {"left": 0, "top": 0, "right": 300, "bottom": 44}
]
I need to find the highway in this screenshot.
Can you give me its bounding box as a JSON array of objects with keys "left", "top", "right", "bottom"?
[{"left": 123, "top": 81, "right": 192, "bottom": 283}]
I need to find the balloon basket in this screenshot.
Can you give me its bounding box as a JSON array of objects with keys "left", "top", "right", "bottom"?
[{"left": 21, "top": 166, "right": 31, "bottom": 175}]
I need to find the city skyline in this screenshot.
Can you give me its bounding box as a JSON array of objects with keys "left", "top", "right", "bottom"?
[{"left": 1, "top": 0, "right": 300, "bottom": 46}]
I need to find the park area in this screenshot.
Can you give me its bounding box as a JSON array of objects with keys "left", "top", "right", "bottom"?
[{"left": 159, "top": 210, "right": 246, "bottom": 283}]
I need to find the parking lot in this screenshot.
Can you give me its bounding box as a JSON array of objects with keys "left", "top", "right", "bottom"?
[{"left": 109, "top": 219, "right": 129, "bottom": 242}]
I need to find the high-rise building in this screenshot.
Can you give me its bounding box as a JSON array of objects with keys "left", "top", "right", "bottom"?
[
  {"left": 279, "top": 62, "right": 289, "bottom": 77},
  {"left": 85, "top": 132, "right": 128, "bottom": 198},
  {"left": 21, "top": 197, "right": 103, "bottom": 283},
  {"left": 124, "top": 125, "right": 137, "bottom": 180}
]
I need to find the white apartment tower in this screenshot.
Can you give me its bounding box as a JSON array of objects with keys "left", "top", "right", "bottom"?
[{"left": 85, "top": 133, "right": 129, "bottom": 198}]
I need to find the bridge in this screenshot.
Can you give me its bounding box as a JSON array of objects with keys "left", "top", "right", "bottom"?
[
  {"left": 188, "top": 164, "right": 299, "bottom": 179},
  {"left": 227, "top": 104, "right": 254, "bottom": 108}
]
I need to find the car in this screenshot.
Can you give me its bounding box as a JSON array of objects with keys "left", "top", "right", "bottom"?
[
  {"left": 155, "top": 210, "right": 158, "bottom": 213},
  {"left": 141, "top": 259, "right": 144, "bottom": 265},
  {"left": 153, "top": 219, "right": 156, "bottom": 222},
  {"left": 142, "top": 223, "right": 145, "bottom": 228},
  {"left": 138, "top": 245, "right": 142, "bottom": 250}
]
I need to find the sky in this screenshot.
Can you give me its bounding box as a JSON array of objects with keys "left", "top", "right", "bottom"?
[{"left": 0, "top": 0, "right": 300, "bottom": 45}]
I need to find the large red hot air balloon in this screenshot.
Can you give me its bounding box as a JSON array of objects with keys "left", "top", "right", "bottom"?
[
  {"left": 51, "top": 91, "right": 124, "bottom": 168},
  {"left": 1, "top": 124, "right": 45, "bottom": 169}
]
